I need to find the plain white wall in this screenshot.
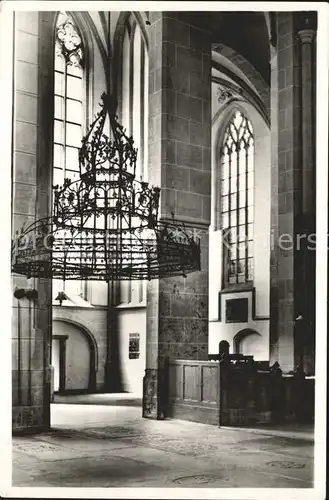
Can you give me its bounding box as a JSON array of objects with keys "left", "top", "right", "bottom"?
[
  {"left": 53, "top": 320, "right": 90, "bottom": 391},
  {"left": 117, "top": 308, "right": 146, "bottom": 395}
]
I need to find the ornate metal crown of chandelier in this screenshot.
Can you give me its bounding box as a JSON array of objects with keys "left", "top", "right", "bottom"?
[{"left": 12, "top": 94, "right": 201, "bottom": 282}]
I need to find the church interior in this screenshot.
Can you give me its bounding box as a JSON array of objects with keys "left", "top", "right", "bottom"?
[{"left": 9, "top": 8, "right": 318, "bottom": 435}]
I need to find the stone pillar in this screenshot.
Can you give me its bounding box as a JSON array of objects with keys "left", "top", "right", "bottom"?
[
  {"left": 12, "top": 12, "right": 54, "bottom": 432},
  {"left": 298, "top": 29, "right": 316, "bottom": 215},
  {"left": 270, "top": 14, "right": 316, "bottom": 375},
  {"left": 143, "top": 12, "right": 211, "bottom": 419},
  {"left": 269, "top": 13, "right": 303, "bottom": 372},
  {"left": 104, "top": 298, "right": 124, "bottom": 393},
  {"left": 296, "top": 28, "right": 316, "bottom": 375},
  {"left": 269, "top": 38, "right": 279, "bottom": 364}
]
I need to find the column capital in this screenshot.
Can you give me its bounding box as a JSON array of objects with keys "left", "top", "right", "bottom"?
[{"left": 297, "top": 29, "right": 316, "bottom": 44}]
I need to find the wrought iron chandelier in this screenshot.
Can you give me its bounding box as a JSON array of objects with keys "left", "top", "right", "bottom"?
[{"left": 12, "top": 94, "right": 201, "bottom": 282}]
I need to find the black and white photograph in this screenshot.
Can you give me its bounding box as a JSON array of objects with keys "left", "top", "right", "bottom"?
[{"left": 0, "top": 1, "right": 327, "bottom": 498}]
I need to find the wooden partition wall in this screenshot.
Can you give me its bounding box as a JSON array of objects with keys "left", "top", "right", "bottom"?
[
  {"left": 168, "top": 359, "right": 219, "bottom": 425},
  {"left": 167, "top": 357, "right": 314, "bottom": 427}
]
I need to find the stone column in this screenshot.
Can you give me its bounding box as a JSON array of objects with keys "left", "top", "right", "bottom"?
[
  {"left": 12, "top": 12, "right": 54, "bottom": 432},
  {"left": 143, "top": 12, "right": 211, "bottom": 419},
  {"left": 270, "top": 14, "right": 316, "bottom": 375},
  {"left": 298, "top": 29, "right": 316, "bottom": 214},
  {"left": 269, "top": 39, "right": 279, "bottom": 364},
  {"left": 269, "top": 13, "right": 303, "bottom": 372},
  {"left": 296, "top": 28, "right": 316, "bottom": 374}
]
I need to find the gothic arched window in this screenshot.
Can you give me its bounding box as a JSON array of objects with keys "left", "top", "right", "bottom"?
[
  {"left": 53, "top": 12, "right": 85, "bottom": 299},
  {"left": 120, "top": 18, "right": 148, "bottom": 304},
  {"left": 53, "top": 12, "right": 84, "bottom": 186},
  {"left": 121, "top": 19, "right": 148, "bottom": 182},
  {"left": 220, "top": 110, "right": 254, "bottom": 286}
]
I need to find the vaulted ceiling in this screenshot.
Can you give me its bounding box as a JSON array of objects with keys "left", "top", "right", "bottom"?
[
  {"left": 175, "top": 11, "right": 270, "bottom": 85},
  {"left": 209, "top": 12, "right": 270, "bottom": 85}
]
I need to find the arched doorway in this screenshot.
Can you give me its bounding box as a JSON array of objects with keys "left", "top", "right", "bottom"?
[
  {"left": 233, "top": 329, "right": 263, "bottom": 360},
  {"left": 52, "top": 320, "right": 97, "bottom": 394}
]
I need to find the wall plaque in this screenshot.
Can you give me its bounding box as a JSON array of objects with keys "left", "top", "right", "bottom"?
[
  {"left": 225, "top": 298, "right": 248, "bottom": 323},
  {"left": 129, "top": 333, "right": 140, "bottom": 359}
]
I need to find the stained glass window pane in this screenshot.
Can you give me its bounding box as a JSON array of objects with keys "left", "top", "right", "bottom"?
[
  {"left": 95, "top": 215, "right": 105, "bottom": 230},
  {"left": 230, "top": 227, "right": 237, "bottom": 244},
  {"left": 66, "top": 169, "right": 80, "bottom": 181},
  {"left": 67, "top": 99, "right": 83, "bottom": 124},
  {"left": 248, "top": 206, "right": 254, "bottom": 223},
  {"left": 237, "top": 260, "right": 245, "bottom": 275},
  {"left": 230, "top": 210, "right": 237, "bottom": 228},
  {"left": 222, "top": 212, "right": 229, "bottom": 229},
  {"left": 221, "top": 195, "right": 229, "bottom": 213},
  {"left": 67, "top": 64, "right": 83, "bottom": 78},
  {"left": 65, "top": 147, "right": 79, "bottom": 171},
  {"left": 230, "top": 151, "right": 237, "bottom": 177},
  {"left": 55, "top": 96, "right": 65, "bottom": 120},
  {"left": 55, "top": 72, "right": 64, "bottom": 96},
  {"left": 239, "top": 173, "right": 246, "bottom": 191},
  {"left": 247, "top": 145, "right": 254, "bottom": 171},
  {"left": 230, "top": 193, "right": 237, "bottom": 211},
  {"left": 55, "top": 52, "right": 65, "bottom": 72},
  {"left": 67, "top": 76, "right": 83, "bottom": 100},
  {"left": 66, "top": 123, "right": 82, "bottom": 147},
  {"left": 247, "top": 188, "right": 253, "bottom": 206},
  {"left": 53, "top": 167, "right": 64, "bottom": 186},
  {"left": 238, "top": 242, "right": 245, "bottom": 257},
  {"left": 238, "top": 225, "right": 246, "bottom": 241},
  {"left": 231, "top": 176, "right": 237, "bottom": 193},
  {"left": 54, "top": 144, "right": 64, "bottom": 169},
  {"left": 239, "top": 208, "right": 245, "bottom": 225},
  {"left": 239, "top": 149, "right": 246, "bottom": 174},
  {"left": 225, "top": 134, "right": 233, "bottom": 152},
  {"left": 239, "top": 190, "right": 246, "bottom": 207},
  {"left": 247, "top": 172, "right": 254, "bottom": 189},
  {"left": 54, "top": 119, "right": 64, "bottom": 144}
]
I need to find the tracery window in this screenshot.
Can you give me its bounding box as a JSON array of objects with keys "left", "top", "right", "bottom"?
[
  {"left": 53, "top": 12, "right": 85, "bottom": 300},
  {"left": 53, "top": 12, "right": 84, "bottom": 187},
  {"left": 121, "top": 20, "right": 148, "bottom": 182},
  {"left": 220, "top": 110, "right": 254, "bottom": 286},
  {"left": 120, "top": 18, "right": 148, "bottom": 304}
]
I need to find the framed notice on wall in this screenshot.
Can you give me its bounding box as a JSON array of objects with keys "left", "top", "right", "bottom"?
[
  {"left": 129, "top": 333, "right": 140, "bottom": 359},
  {"left": 225, "top": 298, "right": 248, "bottom": 323}
]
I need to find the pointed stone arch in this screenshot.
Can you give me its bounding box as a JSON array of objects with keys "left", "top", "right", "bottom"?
[
  {"left": 213, "top": 43, "right": 270, "bottom": 120},
  {"left": 112, "top": 11, "right": 149, "bottom": 115},
  {"left": 53, "top": 319, "right": 98, "bottom": 392},
  {"left": 233, "top": 328, "right": 261, "bottom": 355}
]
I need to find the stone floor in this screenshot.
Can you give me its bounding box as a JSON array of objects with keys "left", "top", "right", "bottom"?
[
  {"left": 53, "top": 392, "right": 143, "bottom": 406},
  {"left": 12, "top": 398, "right": 314, "bottom": 489}
]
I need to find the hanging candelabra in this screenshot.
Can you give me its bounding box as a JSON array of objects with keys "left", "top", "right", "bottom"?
[{"left": 11, "top": 94, "right": 201, "bottom": 282}]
